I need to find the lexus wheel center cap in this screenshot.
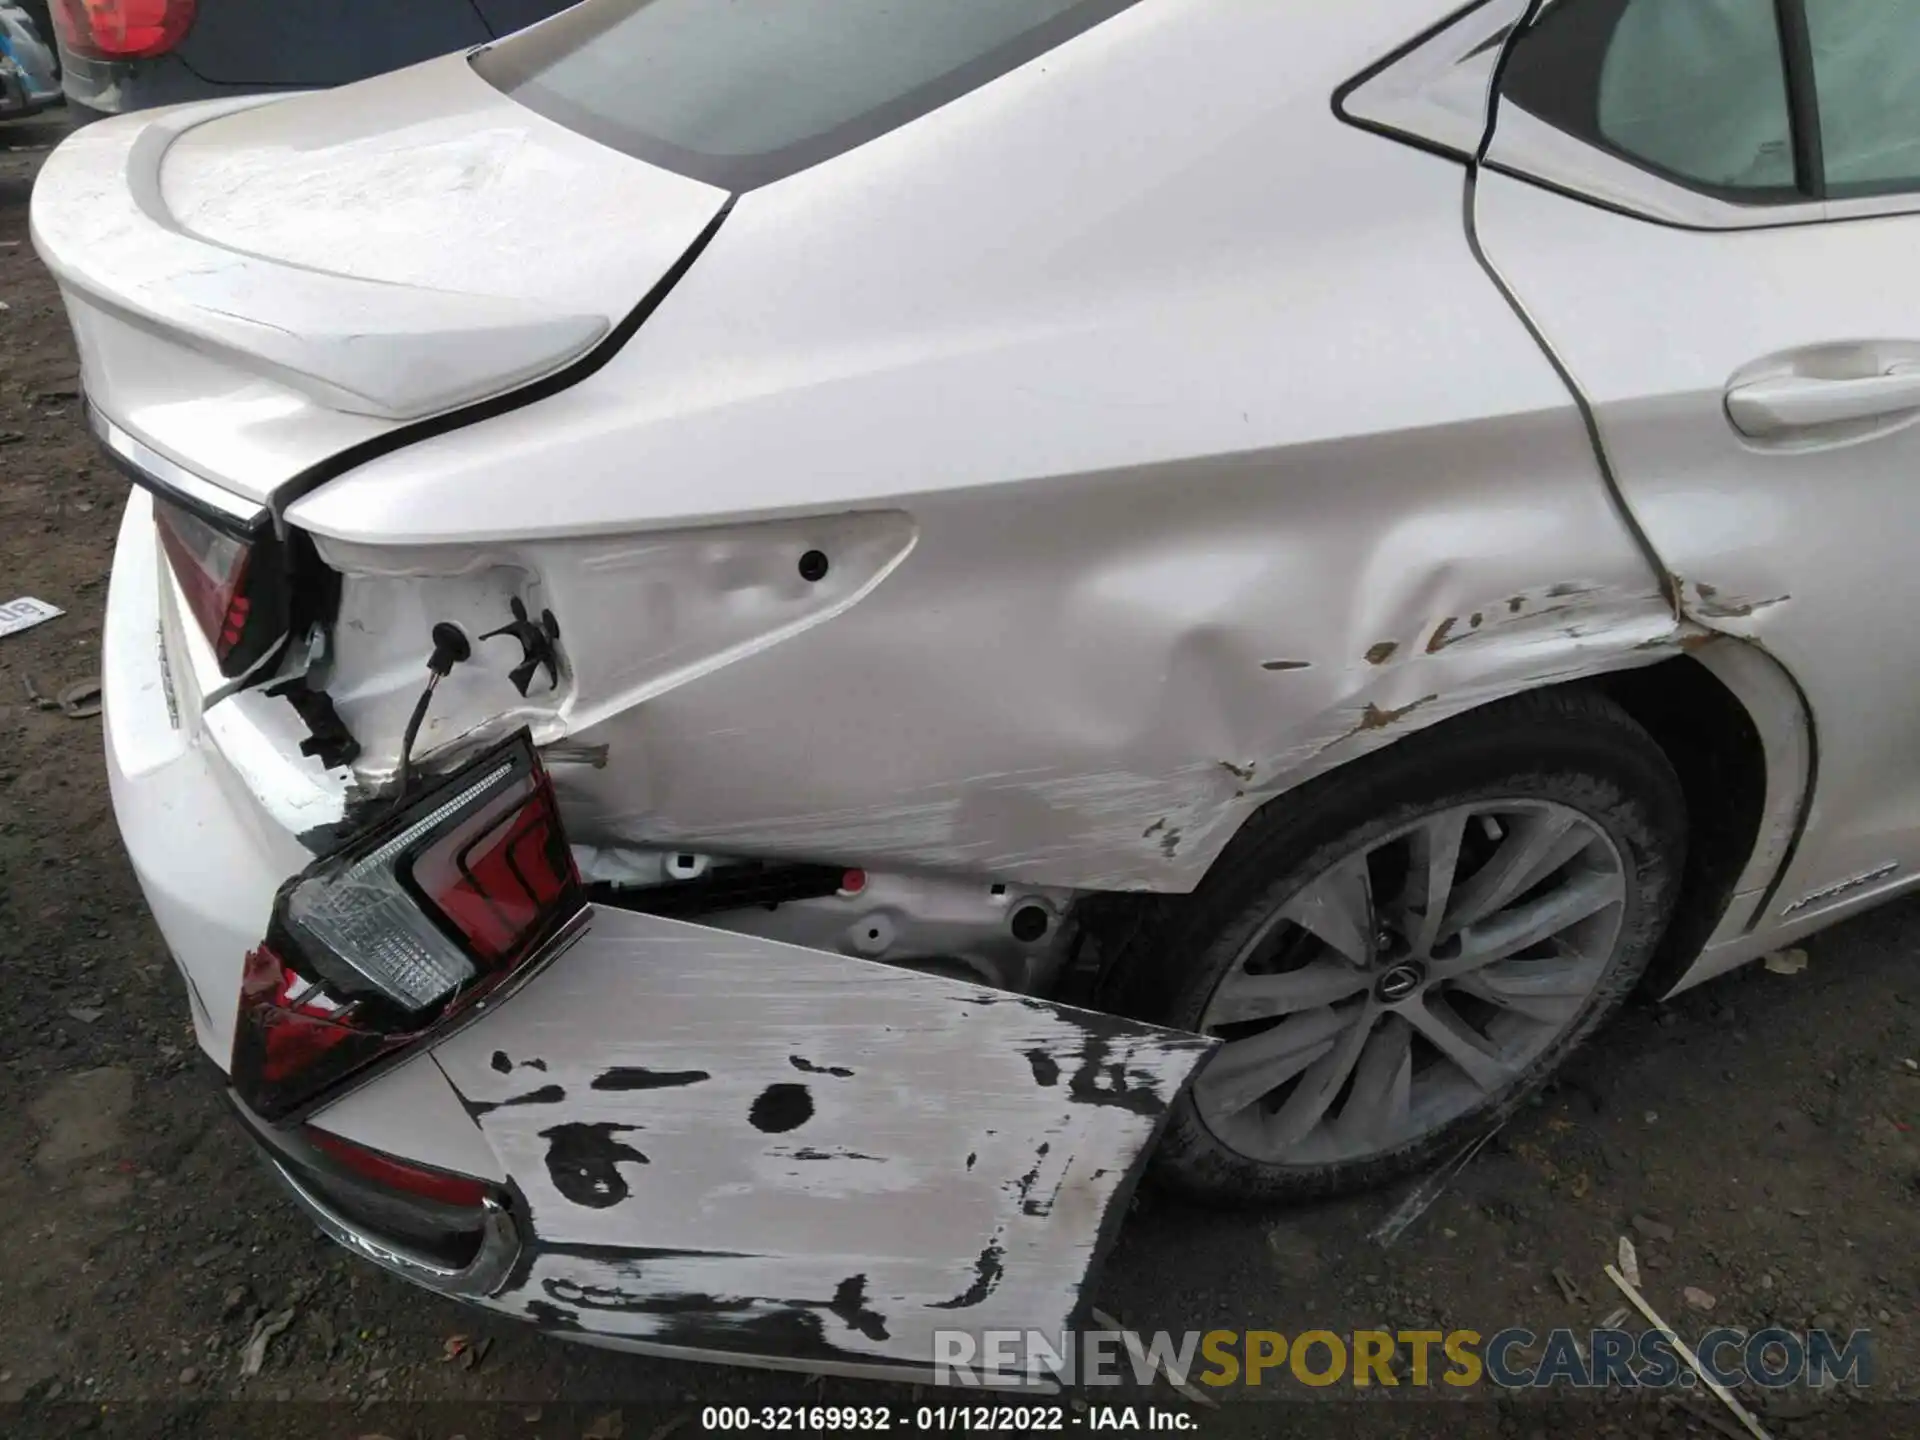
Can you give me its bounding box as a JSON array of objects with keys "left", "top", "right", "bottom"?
[{"left": 1377, "top": 961, "right": 1426, "bottom": 1003}]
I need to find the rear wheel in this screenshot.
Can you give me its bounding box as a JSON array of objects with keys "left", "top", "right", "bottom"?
[{"left": 1131, "top": 689, "right": 1685, "bottom": 1203}]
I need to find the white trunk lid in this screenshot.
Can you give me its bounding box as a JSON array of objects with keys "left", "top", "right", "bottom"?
[{"left": 32, "top": 54, "right": 729, "bottom": 504}]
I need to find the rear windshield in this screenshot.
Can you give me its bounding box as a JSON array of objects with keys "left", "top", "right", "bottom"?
[{"left": 473, "top": 0, "right": 1142, "bottom": 190}]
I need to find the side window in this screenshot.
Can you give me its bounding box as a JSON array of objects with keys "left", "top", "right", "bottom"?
[
  {"left": 1805, "top": 0, "right": 1920, "bottom": 196},
  {"left": 1502, "top": 0, "right": 1801, "bottom": 202}
]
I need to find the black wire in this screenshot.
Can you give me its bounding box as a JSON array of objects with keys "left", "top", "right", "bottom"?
[{"left": 389, "top": 675, "right": 439, "bottom": 813}]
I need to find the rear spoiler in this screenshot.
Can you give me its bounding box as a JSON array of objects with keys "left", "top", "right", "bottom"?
[
  {"left": 32, "top": 98, "right": 609, "bottom": 422},
  {"left": 88, "top": 399, "right": 271, "bottom": 537}
]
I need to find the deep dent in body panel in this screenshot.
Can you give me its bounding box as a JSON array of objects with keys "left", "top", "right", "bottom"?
[
  {"left": 555, "top": 574, "right": 1679, "bottom": 888},
  {"left": 304, "top": 507, "right": 1683, "bottom": 892}
]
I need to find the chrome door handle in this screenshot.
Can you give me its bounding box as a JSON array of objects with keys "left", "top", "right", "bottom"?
[{"left": 1727, "top": 369, "right": 1920, "bottom": 438}]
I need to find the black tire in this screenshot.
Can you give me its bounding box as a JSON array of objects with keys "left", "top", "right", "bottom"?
[{"left": 1114, "top": 686, "right": 1686, "bottom": 1205}]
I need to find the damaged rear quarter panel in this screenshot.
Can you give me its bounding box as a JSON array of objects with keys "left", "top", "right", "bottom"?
[
  {"left": 532, "top": 422, "right": 1678, "bottom": 892},
  {"left": 431, "top": 907, "right": 1215, "bottom": 1377},
  {"left": 287, "top": 2, "right": 1680, "bottom": 891}
]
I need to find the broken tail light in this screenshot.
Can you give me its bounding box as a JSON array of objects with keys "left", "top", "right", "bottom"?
[
  {"left": 52, "top": 0, "right": 196, "bottom": 59},
  {"left": 233, "top": 730, "right": 584, "bottom": 1122},
  {"left": 153, "top": 496, "right": 288, "bottom": 678},
  {"left": 303, "top": 1126, "right": 491, "bottom": 1209}
]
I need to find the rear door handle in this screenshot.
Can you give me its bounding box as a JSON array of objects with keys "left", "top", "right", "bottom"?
[{"left": 1727, "top": 369, "right": 1920, "bottom": 438}]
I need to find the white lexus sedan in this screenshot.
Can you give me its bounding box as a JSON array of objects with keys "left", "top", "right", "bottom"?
[{"left": 30, "top": 0, "right": 1915, "bottom": 1384}]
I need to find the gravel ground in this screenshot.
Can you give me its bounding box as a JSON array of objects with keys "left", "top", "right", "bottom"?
[{"left": 2, "top": 110, "right": 1917, "bottom": 1440}]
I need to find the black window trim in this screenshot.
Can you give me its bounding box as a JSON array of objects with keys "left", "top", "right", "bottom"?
[
  {"left": 1512, "top": 0, "right": 1920, "bottom": 210},
  {"left": 1773, "top": 0, "right": 1827, "bottom": 202},
  {"left": 1504, "top": 0, "right": 1821, "bottom": 208},
  {"left": 1336, "top": 0, "right": 1920, "bottom": 232}
]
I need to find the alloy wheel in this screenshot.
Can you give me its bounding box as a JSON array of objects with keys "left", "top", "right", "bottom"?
[{"left": 1191, "top": 799, "right": 1627, "bottom": 1167}]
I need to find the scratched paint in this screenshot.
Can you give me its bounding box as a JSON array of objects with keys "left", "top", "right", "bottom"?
[
  {"left": 433, "top": 907, "right": 1213, "bottom": 1374},
  {"left": 302, "top": 505, "right": 1678, "bottom": 897}
]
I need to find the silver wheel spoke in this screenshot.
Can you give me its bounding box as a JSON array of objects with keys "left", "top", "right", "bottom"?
[
  {"left": 1441, "top": 811, "right": 1590, "bottom": 938},
  {"left": 1193, "top": 797, "right": 1627, "bottom": 1168},
  {"left": 1433, "top": 867, "right": 1624, "bottom": 980},
  {"left": 1279, "top": 857, "right": 1376, "bottom": 968},
  {"left": 1332, "top": 1015, "right": 1413, "bottom": 1149},
  {"left": 1207, "top": 960, "right": 1371, "bottom": 1025},
  {"left": 1452, "top": 953, "right": 1604, "bottom": 1025},
  {"left": 1402, "top": 991, "right": 1517, "bottom": 1093},
  {"left": 1262, "top": 1010, "right": 1374, "bottom": 1150},
  {"left": 1403, "top": 807, "right": 1468, "bottom": 957},
  {"left": 1192, "top": 1006, "right": 1350, "bottom": 1119}
]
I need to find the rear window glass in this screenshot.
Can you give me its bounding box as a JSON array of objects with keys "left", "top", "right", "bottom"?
[{"left": 474, "top": 0, "right": 1142, "bottom": 191}]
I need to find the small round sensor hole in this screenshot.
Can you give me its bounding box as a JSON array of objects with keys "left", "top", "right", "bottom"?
[{"left": 799, "top": 550, "right": 830, "bottom": 582}]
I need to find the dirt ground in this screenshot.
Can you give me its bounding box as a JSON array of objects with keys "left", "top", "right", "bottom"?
[{"left": 3, "top": 112, "right": 1917, "bottom": 1440}]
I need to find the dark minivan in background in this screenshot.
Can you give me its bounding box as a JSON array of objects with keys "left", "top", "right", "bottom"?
[{"left": 50, "top": 0, "right": 572, "bottom": 121}]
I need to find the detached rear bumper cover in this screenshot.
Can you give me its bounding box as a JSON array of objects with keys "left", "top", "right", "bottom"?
[
  {"left": 278, "top": 906, "right": 1209, "bottom": 1383},
  {"left": 426, "top": 907, "right": 1213, "bottom": 1380}
]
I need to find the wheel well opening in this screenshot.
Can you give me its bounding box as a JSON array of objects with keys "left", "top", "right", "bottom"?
[
  {"left": 1071, "top": 656, "right": 1775, "bottom": 1014},
  {"left": 1596, "top": 657, "right": 1768, "bottom": 995}
]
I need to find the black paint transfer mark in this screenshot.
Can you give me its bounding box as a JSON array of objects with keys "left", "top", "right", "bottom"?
[
  {"left": 469, "top": 1083, "right": 566, "bottom": 1117},
  {"left": 930, "top": 1240, "right": 1006, "bottom": 1310},
  {"left": 749, "top": 1082, "right": 814, "bottom": 1134},
  {"left": 524, "top": 1298, "right": 583, "bottom": 1332},
  {"left": 829, "top": 1274, "right": 891, "bottom": 1342},
  {"left": 1025, "top": 1048, "right": 1061, "bottom": 1087},
  {"left": 489, "top": 1051, "right": 548, "bottom": 1074},
  {"left": 790, "top": 1055, "right": 854, "bottom": 1078},
  {"left": 539, "top": 1122, "right": 650, "bottom": 1208},
  {"left": 966, "top": 1152, "right": 978, "bottom": 1170},
  {"left": 545, "top": 1275, "right": 740, "bottom": 1316},
  {"left": 789, "top": 1147, "right": 885, "bottom": 1162},
  {"left": 1011, "top": 1142, "right": 1055, "bottom": 1217},
  {"left": 1158, "top": 826, "right": 1182, "bottom": 859},
  {"left": 591, "top": 1066, "right": 712, "bottom": 1091},
  {"left": 1065, "top": 1032, "right": 1163, "bottom": 1118},
  {"left": 1217, "top": 760, "right": 1256, "bottom": 783},
  {"left": 1260, "top": 659, "right": 1310, "bottom": 672},
  {"left": 537, "top": 1268, "right": 904, "bottom": 1359},
  {"left": 1141, "top": 818, "right": 1166, "bottom": 839},
  {"left": 1364, "top": 641, "right": 1399, "bottom": 665},
  {"left": 538, "top": 1240, "right": 757, "bottom": 1264}
]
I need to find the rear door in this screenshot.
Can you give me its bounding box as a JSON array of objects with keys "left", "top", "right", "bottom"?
[
  {"left": 1475, "top": 0, "right": 1920, "bottom": 931},
  {"left": 432, "top": 907, "right": 1215, "bottom": 1381}
]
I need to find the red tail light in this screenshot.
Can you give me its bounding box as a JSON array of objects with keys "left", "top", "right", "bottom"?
[
  {"left": 52, "top": 0, "right": 195, "bottom": 59},
  {"left": 303, "top": 1126, "right": 491, "bottom": 1208},
  {"left": 153, "top": 497, "right": 285, "bottom": 677},
  {"left": 232, "top": 731, "right": 584, "bottom": 1121}
]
